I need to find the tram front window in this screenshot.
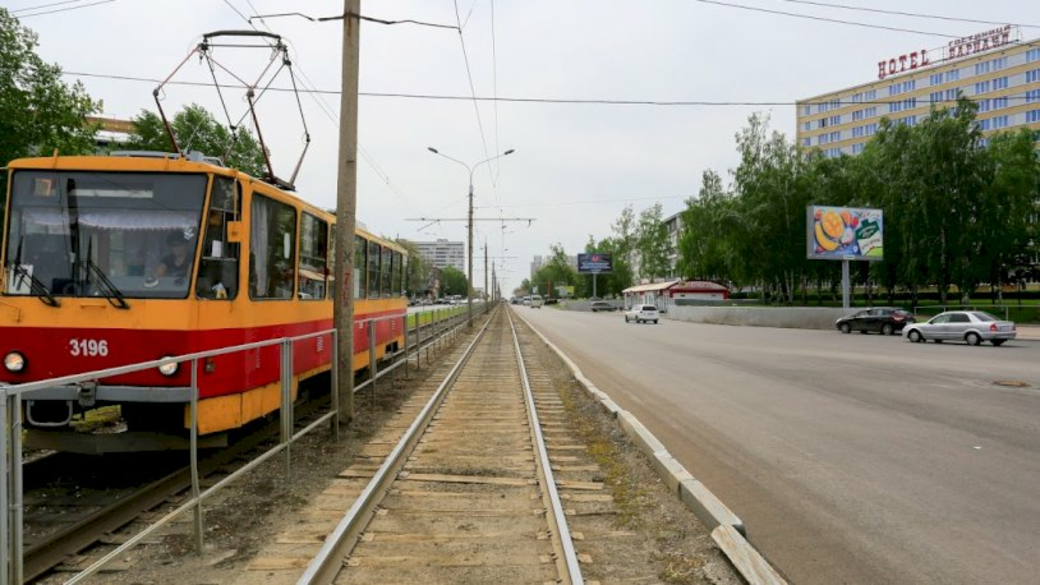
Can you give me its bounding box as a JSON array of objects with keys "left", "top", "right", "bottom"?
[{"left": 3, "top": 171, "right": 206, "bottom": 300}]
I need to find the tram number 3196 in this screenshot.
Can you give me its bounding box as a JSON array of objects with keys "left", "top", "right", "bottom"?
[{"left": 69, "top": 339, "right": 110, "bottom": 357}]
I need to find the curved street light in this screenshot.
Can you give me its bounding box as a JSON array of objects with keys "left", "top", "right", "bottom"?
[{"left": 427, "top": 147, "right": 515, "bottom": 326}]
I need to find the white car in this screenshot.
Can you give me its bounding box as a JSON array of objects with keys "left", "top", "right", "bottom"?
[
  {"left": 530, "top": 295, "right": 544, "bottom": 308},
  {"left": 624, "top": 304, "right": 659, "bottom": 324}
]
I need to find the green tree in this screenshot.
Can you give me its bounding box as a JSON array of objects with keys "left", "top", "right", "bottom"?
[
  {"left": 0, "top": 8, "right": 101, "bottom": 167},
  {"left": 439, "top": 266, "right": 469, "bottom": 297},
  {"left": 636, "top": 203, "right": 672, "bottom": 280},
  {"left": 126, "top": 105, "right": 266, "bottom": 177},
  {"left": 396, "top": 239, "right": 432, "bottom": 297}
]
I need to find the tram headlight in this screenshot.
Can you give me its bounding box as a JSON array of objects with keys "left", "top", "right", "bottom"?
[
  {"left": 4, "top": 352, "right": 26, "bottom": 373},
  {"left": 157, "top": 358, "right": 179, "bottom": 377}
]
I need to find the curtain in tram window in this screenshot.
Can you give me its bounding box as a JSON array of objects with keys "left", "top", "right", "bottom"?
[{"left": 251, "top": 197, "right": 269, "bottom": 297}]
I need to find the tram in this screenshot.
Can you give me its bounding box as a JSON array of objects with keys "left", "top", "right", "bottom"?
[{"left": 0, "top": 152, "right": 407, "bottom": 451}]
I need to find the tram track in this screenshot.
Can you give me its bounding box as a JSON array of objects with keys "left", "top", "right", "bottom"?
[
  {"left": 296, "top": 306, "right": 586, "bottom": 584},
  {"left": 20, "top": 314, "right": 464, "bottom": 583}
]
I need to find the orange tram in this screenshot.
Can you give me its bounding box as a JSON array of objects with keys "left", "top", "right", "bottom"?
[{"left": 0, "top": 153, "right": 408, "bottom": 452}]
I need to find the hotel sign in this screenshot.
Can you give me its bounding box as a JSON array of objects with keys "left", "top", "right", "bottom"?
[{"left": 877, "top": 25, "right": 1017, "bottom": 80}]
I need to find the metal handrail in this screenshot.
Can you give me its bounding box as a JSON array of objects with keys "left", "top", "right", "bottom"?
[{"left": 0, "top": 304, "right": 483, "bottom": 585}]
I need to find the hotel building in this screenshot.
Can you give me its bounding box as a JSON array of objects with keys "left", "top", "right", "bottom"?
[{"left": 797, "top": 27, "right": 1040, "bottom": 157}]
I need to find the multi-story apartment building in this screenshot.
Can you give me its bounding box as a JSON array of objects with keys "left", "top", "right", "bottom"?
[
  {"left": 411, "top": 239, "right": 465, "bottom": 272},
  {"left": 663, "top": 211, "right": 683, "bottom": 277},
  {"left": 797, "top": 27, "right": 1040, "bottom": 157}
]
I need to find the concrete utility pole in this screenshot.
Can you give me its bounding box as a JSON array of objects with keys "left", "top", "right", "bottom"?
[
  {"left": 334, "top": 0, "right": 360, "bottom": 424},
  {"left": 484, "top": 240, "right": 489, "bottom": 304}
]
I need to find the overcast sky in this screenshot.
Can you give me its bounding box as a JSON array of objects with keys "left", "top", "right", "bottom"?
[{"left": 12, "top": 0, "right": 1040, "bottom": 293}]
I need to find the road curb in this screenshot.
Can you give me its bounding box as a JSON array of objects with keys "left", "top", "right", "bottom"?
[{"left": 512, "top": 309, "right": 786, "bottom": 585}]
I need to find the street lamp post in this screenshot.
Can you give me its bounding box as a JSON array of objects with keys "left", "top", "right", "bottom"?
[{"left": 427, "top": 147, "right": 515, "bottom": 326}]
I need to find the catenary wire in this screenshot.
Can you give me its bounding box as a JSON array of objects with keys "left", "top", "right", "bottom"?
[
  {"left": 11, "top": 0, "right": 88, "bottom": 14},
  {"left": 452, "top": 0, "right": 495, "bottom": 189}
]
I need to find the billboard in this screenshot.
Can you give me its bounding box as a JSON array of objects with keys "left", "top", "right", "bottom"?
[
  {"left": 577, "top": 253, "right": 613, "bottom": 274},
  {"left": 807, "top": 206, "right": 884, "bottom": 261}
]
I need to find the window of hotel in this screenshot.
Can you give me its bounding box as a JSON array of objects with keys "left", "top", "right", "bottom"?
[
  {"left": 977, "top": 119, "right": 991, "bottom": 131},
  {"left": 929, "top": 91, "right": 943, "bottom": 104},
  {"left": 830, "top": 99, "right": 840, "bottom": 110},
  {"left": 830, "top": 131, "right": 840, "bottom": 142},
  {"left": 1028, "top": 48, "right": 1040, "bottom": 63},
  {"left": 852, "top": 109, "right": 863, "bottom": 121},
  {"left": 819, "top": 134, "right": 829, "bottom": 145},
  {"left": 817, "top": 103, "right": 828, "bottom": 114},
  {"left": 975, "top": 61, "right": 991, "bottom": 76},
  {"left": 904, "top": 97, "right": 916, "bottom": 109},
  {"left": 902, "top": 115, "right": 917, "bottom": 127},
  {"left": 902, "top": 80, "right": 915, "bottom": 93},
  {"left": 889, "top": 101, "right": 903, "bottom": 113},
  {"left": 888, "top": 83, "right": 901, "bottom": 96},
  {"left": 801, "top": 138, "right": 810, "bottom": 147},
  {"left": 802, "top": 105, "right": 811, "bottom": 116},
  {"left": 802, "top": 121, "right": 811, "bottom": 132},
  {"left": 851, "top": 92, "right": 862, "bottom": 103},
  {"left": 992, "top": 57, "right": 1007, "bottom": 71},
  {"left": 974, "top": 80, "right": 991, "bottom": 94},
  {"left": 865, "top": 106, "right": 877, "bottom": 117},
  {"left": 945, "top": 69, "right": 960, "bottom": 83},
  {"left": 993, "top": 76, "right": 1009, "bottom": 91},
  {"left": 1027, "top": 69, "right": 1040, "bottom": 84},
  {"left": 1027, "top": 89, "right": 1040, "bottom": 104},
  {"left": 992, "top": 115, "right": 1009, "bottom": 129},
  {"left": 929, "top": 73, "right": 943, "bottom": 86},
  {"left": 864, "top": 90, "right": 876, "bottom": 101},
  {"left": 819, "top": 118, "right": 828, "bottom": 129},
  {"left": 852, "top": 143, "right": 865, "bottom": 154},
  {"left": 852, "top": 126, "right": 864, "bottom": 138},
  {"left": 993, "top": 96, "right": 1009, "bottom": 109},
  {"left": 978, "top": 99, "right": 991, "bottom": 113},
  {"left": 978, "top": 137, "right": 989, "bottom": 148},
  {"left": 829, "top": 115, "right": 840, "bottom": 126}
]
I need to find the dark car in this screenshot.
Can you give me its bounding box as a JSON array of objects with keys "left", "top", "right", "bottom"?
[
  {"left": 590, "top": 301, "right": 615, "bottom": 312},
  {"left": 836, "top": 307, "right": 915, "bottom": 335}
]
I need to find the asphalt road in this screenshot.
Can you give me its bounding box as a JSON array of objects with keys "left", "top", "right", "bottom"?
[{"left": 515, "top": 306, "right": 1040, "bottom": 585}]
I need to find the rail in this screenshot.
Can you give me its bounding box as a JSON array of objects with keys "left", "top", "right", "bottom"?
[{"left": 0, "top": 302, "right": 489, "bottom": 585}]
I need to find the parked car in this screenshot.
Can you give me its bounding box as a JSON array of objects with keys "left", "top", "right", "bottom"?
[
  {"left": 590, "top": 301, "right": 615, "bottom": 312},
  {"left": 530, "top": 295, "right": 544, "bottom": 308},
  {"left": 836, "top": 307, "right": 915, "bottom": 335},
  {"left": 624, "top": 304, "right": 660, "bottom": 324},
  {"left": 903, "top": 311, "right": 1017, "bottom": 346}
]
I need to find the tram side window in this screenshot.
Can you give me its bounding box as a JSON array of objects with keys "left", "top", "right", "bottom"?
[
  {"left": 299, "top": 213, "right": 328, "bottom": 300},
  {"left": 367, "top": 240, "right": 381, "bottom": 298},
  {"left": 249, "top": 194, "right": 297, "bottom": 300},
  {"left": 381, "top": 247, "right": 392, "bottom": 298},
  {"left": 355, "top": 235, "right": 366, "bottom": 298},
  {"left": 197, "top": 177, "right": 240, "bottom": 300},
  {"left": 393, "top": 252, "right": 404, "bottom": 296}
]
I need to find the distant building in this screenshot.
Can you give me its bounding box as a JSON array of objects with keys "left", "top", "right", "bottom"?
[
  {"left": 663, "top": 211, "right": 683, "bottom": 277},
  {"left": 530, "top": 254, "right": 578, "bottom": 278},
  {"left": 411, "top": 239, "right": 465, "bottom": 272}
]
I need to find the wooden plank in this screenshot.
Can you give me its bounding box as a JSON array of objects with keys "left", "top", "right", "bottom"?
[
  {"left": 556, "top": 480, "right": 605, "bottom": 491},
  {"left": 246, "top": 556, "right": 313, "bottom": 571},
  {"left": 712, "top": 525, "right": 788, "bottom": 585},
  {"left": 401, "top": 472, "right": 534, "bottom": 487}
]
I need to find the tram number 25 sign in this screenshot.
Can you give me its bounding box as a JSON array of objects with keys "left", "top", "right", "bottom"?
[{"left": 807, "top": 206, "right": 884, "bottom": 262}]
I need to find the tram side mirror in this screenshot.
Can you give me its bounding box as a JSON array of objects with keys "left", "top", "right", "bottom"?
[{"left": 226, "top": 221, "right": 245, "bottom": 244}]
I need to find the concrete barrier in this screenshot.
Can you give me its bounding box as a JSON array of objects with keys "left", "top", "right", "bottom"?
[
  {"left": 712, "top": 525, "right": 787, "bottom": 585},
  {"left": 667, "top": 305, "right": 852, "bottom": 331}
]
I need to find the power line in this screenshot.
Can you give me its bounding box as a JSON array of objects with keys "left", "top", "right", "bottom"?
[
  {"left": 11, "top": 0, "right": 87, "bottom": 14},
  {"left": 452, "top": 0, "right": 495, "bottom": 187},
  {"left": 15, "top": 0, "right": 114, "bottom": 18},
  {"left": 692, "top": 0, "right": 958, "bottom": 38},
  {"left": 776, "top": 0, "right": 1040, "bottom": 30}
]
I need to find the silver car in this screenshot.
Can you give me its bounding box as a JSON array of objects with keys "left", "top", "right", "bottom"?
[{"left": 903, "top": 311, "right": 1017, "bottom": 346}]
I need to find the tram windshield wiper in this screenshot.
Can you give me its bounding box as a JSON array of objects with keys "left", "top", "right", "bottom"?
[
  {"left": 78, "top": 258, "right": 130, "bottom": 310},
  {"left": 5, "top": 261, "right": 60, "bottom": 307}
]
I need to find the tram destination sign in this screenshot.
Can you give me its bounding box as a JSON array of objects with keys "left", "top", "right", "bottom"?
[{"left": 577, "top": 253, "right": 613, "bottom": 274}]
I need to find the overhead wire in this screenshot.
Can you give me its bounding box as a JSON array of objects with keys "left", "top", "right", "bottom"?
[
  {"left": 691, "top": 0, "right": 959, "bottom": 38},
  {"left": 775, "top": 0, "right": 1040, "bottom": 29},
  {"left": 11, "top": 0, "right": 88, "bottom": 13},
  {"left": 61, "top": 70, "right": 1040, "bottom": 107},
  {"left": 451, "top": 0, "right": 495, "bottom": 189},
  {"left": 14, "top": 0, "right": 114, "bottom": 18}
]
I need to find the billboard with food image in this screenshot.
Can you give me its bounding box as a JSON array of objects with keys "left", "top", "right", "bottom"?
[{"left": 807, "top": 206, "right": 884, "bottom": 261}]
